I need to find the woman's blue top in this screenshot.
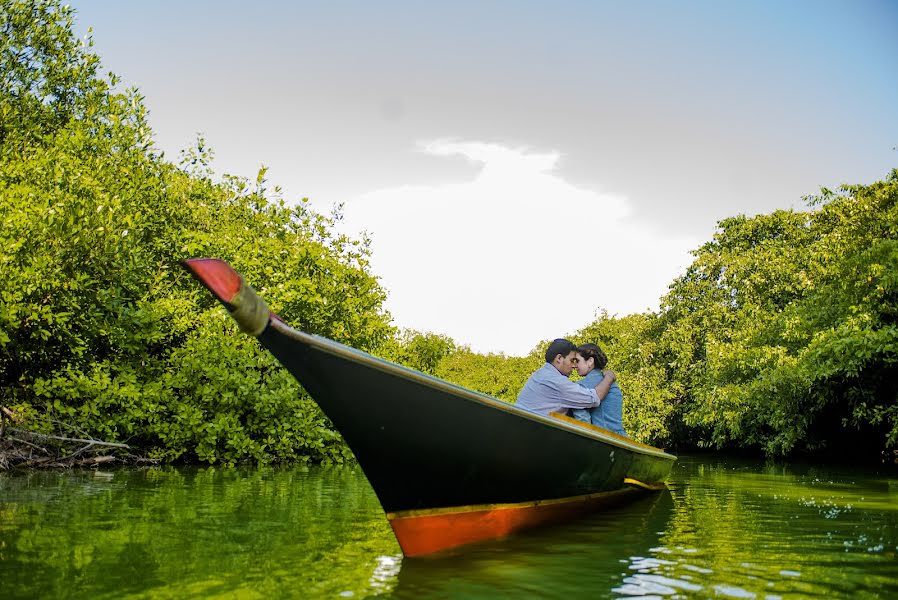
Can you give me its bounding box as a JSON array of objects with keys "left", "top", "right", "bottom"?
[{"left": 572, "top": 369, "right": 626, "bottom": 436}]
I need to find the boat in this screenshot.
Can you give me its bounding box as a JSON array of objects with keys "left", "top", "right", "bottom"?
[{"left": 183, "top": 258, "right": 677, "bottom": 556}]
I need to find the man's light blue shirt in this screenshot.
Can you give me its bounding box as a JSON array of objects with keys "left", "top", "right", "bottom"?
[{"left": 516, "top": 363, "right": 599, "bottom": 417}]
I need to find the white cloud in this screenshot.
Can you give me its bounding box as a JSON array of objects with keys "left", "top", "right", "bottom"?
[{"left": 342, "top": 140, "right": 697, "bottom": 356}]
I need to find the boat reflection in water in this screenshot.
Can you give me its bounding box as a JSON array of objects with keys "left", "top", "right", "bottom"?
[
  {"left": 184, "top": 258, "right": 676, "bottom": 556},
  {"left": 388, "top": 490, "right": 677, "bottom": 597}
]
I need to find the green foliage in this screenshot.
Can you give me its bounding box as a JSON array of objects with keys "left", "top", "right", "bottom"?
[
  {"left": 655, "top": 170, "right": 898, "bottom": 457},
  {"left": 0, "top": 0, "right": 390, "bottom": 465},
  {"left": 1, "top": 1, "right": 111, "bottom": 155},
  {"left": 377, "top": 329, "right": 457, "bottom": 375},
  {"left": 436, "top": 348, "right": 542, "bottom": 403}
]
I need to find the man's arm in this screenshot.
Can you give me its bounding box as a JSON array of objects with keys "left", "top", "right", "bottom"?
[
  {"left": 555, "top": 377, "right": 601, "bottom": 409},
  {"left": 593, "top": 370, "right": 616, "bottom": 401}
]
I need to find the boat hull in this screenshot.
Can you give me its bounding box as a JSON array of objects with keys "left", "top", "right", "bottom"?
[{"left": 184, "top": 258, "right": 676, "bottom": 556}]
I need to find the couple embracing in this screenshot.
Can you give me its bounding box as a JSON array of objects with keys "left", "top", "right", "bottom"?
[{"left": 516, "top": 338, "right": 626, "bottom": 436}]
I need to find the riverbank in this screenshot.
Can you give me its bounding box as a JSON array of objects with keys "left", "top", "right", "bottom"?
[{"left": 0, "top": 406, "right": 156, "bottom": 470}]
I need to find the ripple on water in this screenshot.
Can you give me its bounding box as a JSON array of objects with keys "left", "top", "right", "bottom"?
[{"left": 615, "top": 573, "right": 704, "bottom": 596}]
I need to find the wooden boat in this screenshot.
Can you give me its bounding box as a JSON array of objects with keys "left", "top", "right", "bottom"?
[{"left": 184, "top": 258, "right": 677, "bottom": 557}]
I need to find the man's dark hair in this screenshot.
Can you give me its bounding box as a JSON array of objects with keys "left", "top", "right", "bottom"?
[{"left": 544, "top": 338, "right": 577, "bottom": 363}]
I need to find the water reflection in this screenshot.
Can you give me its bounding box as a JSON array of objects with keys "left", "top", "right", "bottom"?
[
  {"left": 610, "top": 457, "right": 898, "bottom": 599},
  {"left": 389, "top": 491, "right": 676, "bottom": 599},
  {"left": 1, "top": 457, "right": 897, "bottom": 599},
  {"left": 0, "top": 466, "right": 400, "bottom": 599}
]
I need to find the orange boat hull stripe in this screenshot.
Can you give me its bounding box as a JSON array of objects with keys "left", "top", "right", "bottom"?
[{"left": 387, "top": 487, "right": 647, "bottom": 557}]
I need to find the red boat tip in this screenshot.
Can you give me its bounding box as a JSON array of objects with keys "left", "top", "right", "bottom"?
[{"left": 182, "top": 258, "right": 243, "bottom": 304}]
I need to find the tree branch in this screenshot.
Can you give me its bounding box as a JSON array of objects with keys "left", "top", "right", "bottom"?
[
  {"left": 5, "top": 436, "right": 51, "bottom": 455},
  {"left": 8, "top": 428, "right": 129, "bottom": 449}
]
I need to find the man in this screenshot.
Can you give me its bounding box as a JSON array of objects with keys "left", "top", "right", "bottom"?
[{"left": 516, "top": 338, "right": 616, "bottom": 417}]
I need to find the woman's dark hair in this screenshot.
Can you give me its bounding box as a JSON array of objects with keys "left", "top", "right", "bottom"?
[{"left": 576, "top": 343, "right": 607, "bottom": 370}]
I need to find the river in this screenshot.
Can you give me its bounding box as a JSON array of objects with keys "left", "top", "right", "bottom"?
[{"left": 1, "top": 455, "right": 895, "bottom": 598}]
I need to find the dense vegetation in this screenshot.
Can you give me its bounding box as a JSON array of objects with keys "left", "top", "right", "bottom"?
[
  {"left": 655, "top": 179, "right": 898, "bottom": 459},
  {"left": 2, "top": 1, "right": 895, "bottom": 465},
  {"left": 1, "top": 0, "right": 392, "bottom": 465}
]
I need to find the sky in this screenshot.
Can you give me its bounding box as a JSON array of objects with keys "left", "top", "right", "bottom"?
[{"left": 68, "top": 1, "right": 898, "bottom": 355}]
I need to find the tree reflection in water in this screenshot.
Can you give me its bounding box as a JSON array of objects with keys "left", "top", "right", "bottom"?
[{"left": 2, "top": 457, "right": 896, "bottom": 599}]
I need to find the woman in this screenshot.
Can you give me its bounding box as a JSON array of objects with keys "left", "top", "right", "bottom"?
[{"left": 571, "top": 343, "right": 626, "bottom": 436}]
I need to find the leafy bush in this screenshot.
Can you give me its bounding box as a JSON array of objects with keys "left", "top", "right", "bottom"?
[
  {"left": 655, "top": 172, "right": 898, "bottom": 457},
  {"left": 0, "top": 0, "right": 390, "bottom": 465}
]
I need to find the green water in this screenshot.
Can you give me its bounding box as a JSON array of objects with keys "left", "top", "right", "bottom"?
[{"left": 1, "top": 456, "right": 896, "bottom": 599}]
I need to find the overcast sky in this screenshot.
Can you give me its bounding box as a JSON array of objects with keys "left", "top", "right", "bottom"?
[{"left": 69, "top": 1, "right": 898, "bottom": 355}]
